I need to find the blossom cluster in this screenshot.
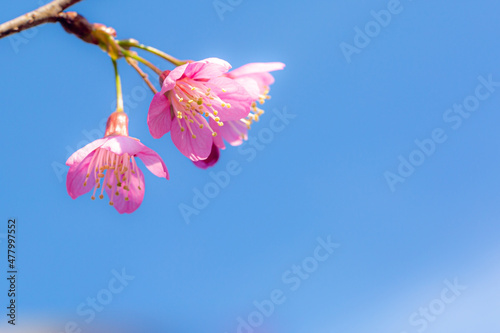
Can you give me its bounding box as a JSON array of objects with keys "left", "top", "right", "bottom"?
[{"left": 66, "top": 58, "right": 284, "bottom": 213}]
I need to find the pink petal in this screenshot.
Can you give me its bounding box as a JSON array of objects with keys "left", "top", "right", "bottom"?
[
  {"left": 210, "top": 119, "right": 226, "bottom": 149},
  {"left": 99, "top": 136, "right": 148, "bottom": 156},
  {"left": 66, "top": 151, "right": 97, "bottom": 199},
  {"left": 183, "top": 58, "right": 231, "bottom": 80},
  {"left": 161, "top": 63, "right": 189, "bottom": 94},
  {"left": 193, "top": 143, "right": 220, "bottom": 169},
  {"left": 232, "top": 76, "right": 262, "bottom": 100},
  {"left": 105, "top": 165, "right": 145, "bottom": 214},
  {"left": 243, "top": 72, "right": 276, "bottom": 90},
  {"left": 228, "top": 62, "right": 285, "bottom": 77},
  {"left": 148, "top": 93, "right": 172, "bottom": 139},
  {"left": 217, "top": 119, "right": 248, "bottom": 146},
  {"left": 136, "top": 147, "right": 169, "bottom": 180},
  {"left": 171, "top": 116, "right": 212, "bottom": 161},
  {"left": 206, "top": 77, "right": 253, "bottom": 121},
  {"left": 66, "top": 138, "right": 107, "bottom": 166}
]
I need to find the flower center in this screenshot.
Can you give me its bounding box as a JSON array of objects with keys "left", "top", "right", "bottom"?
[
  {"left": 83, "top": 148, "right": 141, "bottom": 205},
  {"left": 169, "top": 79, "right": 232, "bottom": 138}
]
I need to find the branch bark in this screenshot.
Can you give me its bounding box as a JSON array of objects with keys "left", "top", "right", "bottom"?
[{"left": 0, "top": 0, "right": 83, "bottom": 39}]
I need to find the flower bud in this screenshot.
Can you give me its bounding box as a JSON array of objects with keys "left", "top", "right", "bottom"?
[
  {"left": 105, "top": 111, "right": 129, "bottom": 136},
  {"left": 159, "top": 70, "right": 171, "bottom": 86}
]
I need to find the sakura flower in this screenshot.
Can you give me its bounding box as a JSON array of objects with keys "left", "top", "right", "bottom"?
[
  {"left": 219, "top": 62, "right": 286, "bottom": 146},
  {"left": 189, "top": 62, "right": 285, "bottom": 169},
  {"left": 66, "top": 112, "right": 168, "bottom": 214},
  {"left": 147, "top": 58, "right": 253, "bottom": 162}
]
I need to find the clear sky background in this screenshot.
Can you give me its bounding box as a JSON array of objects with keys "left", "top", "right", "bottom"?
[{"left": 1, "top": 0, "right": 500, "bottom": 332}]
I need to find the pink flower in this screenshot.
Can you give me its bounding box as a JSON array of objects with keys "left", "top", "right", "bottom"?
[
  {"left": 226, "top": 62, "right": 285, "bottom": 102},
  {"left": 187, "top": 62, "right": 285, "bottom": 169},
  {"left": 212, "top": 62, "right": 286, "bottom": 150},
  {"left": 147, "top": 58, "right": 253, "bottom": 162},
  {"left": 192, "top": 143, "right": 220, "bottom": 169},
  {"left": 66, "top": 112, "right": 168, "bottom": 214}
]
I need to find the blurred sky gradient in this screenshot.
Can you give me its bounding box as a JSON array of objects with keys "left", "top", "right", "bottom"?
[{"left": 1, "top": 0, "right": 500, "bottom": 332}]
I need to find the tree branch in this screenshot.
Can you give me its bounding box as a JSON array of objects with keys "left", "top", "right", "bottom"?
[{"left": 0, "top": 0, "right": 83, "bottom": 39}]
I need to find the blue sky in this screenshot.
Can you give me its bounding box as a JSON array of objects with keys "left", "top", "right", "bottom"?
[{"left": 1, "top": 0, "right": 500, "bottom": 332}]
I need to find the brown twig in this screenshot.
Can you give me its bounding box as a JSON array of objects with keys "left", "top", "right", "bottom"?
[
  {"left": 126, "top": 57, "right": 158, "bottom": 94},
  {"left": 0, "top": 0, "right": 83, "bottom": 39}
]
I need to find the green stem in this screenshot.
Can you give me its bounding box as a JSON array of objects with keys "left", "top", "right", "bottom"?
[
  {"left": 112, "top": 59, "right": 124, "bottom": 112},
  {"left": 118, "top": 39, "right": 186, "bottom": 66},
  {"left": 121, "top": 48, "right": 163, "bottom": 75}
]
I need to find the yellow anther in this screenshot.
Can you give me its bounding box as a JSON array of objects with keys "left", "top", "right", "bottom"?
[
  {"left": 97, "top": 183, "right": 101, "bottom": 188},
  {"left": 192, "top": 134, "right": 196, "bottom": 139},
  {"left": 115, "top": 191, "right": 119, "bottom": 196},
  {"left": 212, "top": 132, "right": 217, "bottom": 137},
  {"left": 215, "top": 117, "right": 220, "bottom": 122},
  {"left": 189, "top": 119, "right": 194, "bottom": 123},
  {"left": 213, "top": 110, "right": 218, "bottom": 116},
  {"left": 91, "top": 196, "right": 95, "bottom": 200},
  {"left": 98, "top": 173, "right": 105, "bottom": 178},
  {"left": 83, "top": 182, "right": 87, "bottom": 186},
  {"left": 125, "top": 197, "right": 129, "bottom": 201},
  {"left": 138, "top": 186, "right": 142, "bottom": 190},
  {"left": 221, "top": 102, "right": 226, "bottom": 108},
  {"left": 99, "top": 194, "right": 104, "bottom": 199},
  {"left": 199, "top": 124, "right": 204, "bottom": 129},
  {"left": 109, "top": 202, "right": 114, "bottom": 206},
  {"left": 180, "top": 127, "right": 185, "bottom": 132},
  {"left": 222, "top": 88, "right": 227, "bottom": 92},
  {"left": 191, "top": 86, "right": 196, "bottom": 91},
  {"left": 218, "top": 122, "right": 224, "bottom": 126},
  {"left": 197, "top": 98, "right": 203, "bottom": 105}
]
